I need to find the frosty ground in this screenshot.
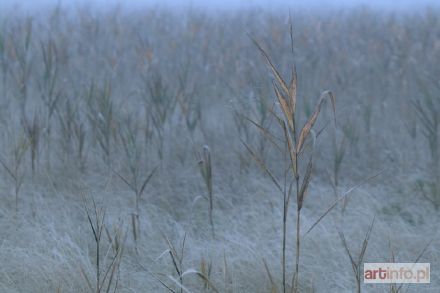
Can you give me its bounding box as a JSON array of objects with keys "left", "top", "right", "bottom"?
[{"left": 0, "top": 3, "right": 439, "bottom": 293}]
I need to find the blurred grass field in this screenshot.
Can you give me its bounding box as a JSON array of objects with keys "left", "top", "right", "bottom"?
[{"left": 0, "top": 3, "right": 439, "bottom": 292}]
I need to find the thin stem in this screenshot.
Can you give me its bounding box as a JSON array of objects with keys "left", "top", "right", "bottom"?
[
  {"left": 293, "top": 150, "right": 300, "bottom": 293},
  {"left": 282, "top": 201, "right": 287, "bottom": 293},
  {"left": 96, "top": 237, "right": 100, "bottom": 293},
  {"left": 294, "top": 208, "right": 301, "bottom": 293},
  {"left": 282, "top": 139, "right": 288, "bottom": 293},
  {"left": 356, "top": 276, "right": 361, "bottom": 293}
]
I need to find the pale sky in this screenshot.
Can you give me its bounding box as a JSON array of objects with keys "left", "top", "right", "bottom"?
[{"left": 1, "top": 0, "right": 439, "bottom": 13}]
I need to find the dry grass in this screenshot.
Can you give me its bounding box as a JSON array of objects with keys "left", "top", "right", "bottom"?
[
  {"left": 81, "top": 192, "right": 125, "bottom": 293},
  {"left": 243, "top": 27, "right": 340, "bottom": 291},
  {"left": 0, "top": 3, "right": 439, "bottom": 293},
  {"left": 197, "top": 145, "right": 214, "bottom": 237}
]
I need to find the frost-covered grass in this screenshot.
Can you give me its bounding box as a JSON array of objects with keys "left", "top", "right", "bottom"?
[{"left": 0, "top": 4, "right": 439, "bottom": 293}]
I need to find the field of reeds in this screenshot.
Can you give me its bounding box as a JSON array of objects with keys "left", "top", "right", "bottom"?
[{"left": 0, "top": 3, "right": 439, "bottom": 293}]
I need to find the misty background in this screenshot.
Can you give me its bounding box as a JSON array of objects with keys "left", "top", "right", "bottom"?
[
  {"left": 1, "top": 0, "right": 440, "bottom": 12},
  {"left": 0, "top": 0, "right": 439, "bottom": 292}
]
